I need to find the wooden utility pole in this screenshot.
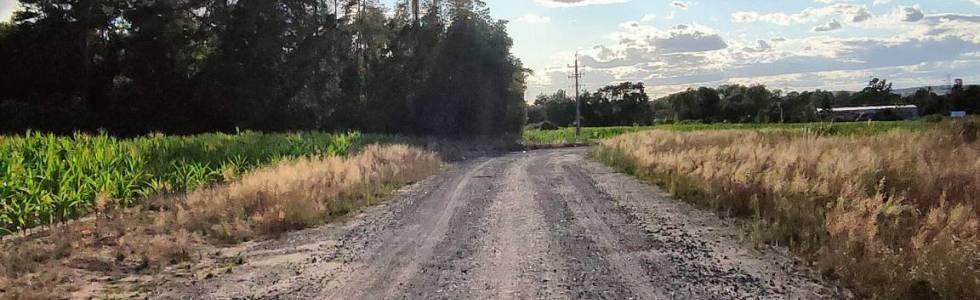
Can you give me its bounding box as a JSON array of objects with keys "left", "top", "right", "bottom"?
[{"left": 568, "top": 53, "right": 583, "bottom": 137}]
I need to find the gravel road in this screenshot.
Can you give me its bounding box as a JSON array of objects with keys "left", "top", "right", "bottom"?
[{"left": 152, "top": 148, "right": 848, "bottom": 299}]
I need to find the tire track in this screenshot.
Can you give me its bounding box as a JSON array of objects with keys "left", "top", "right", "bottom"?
[
  {"left": 470, "top": 153, "right": 562, "bottom": 299},
  {"left": 526, "top": 152, "right": 639, "bottom": 299},
  {"left": 328, "top": 158, "right": 499, "bottom": 299}
]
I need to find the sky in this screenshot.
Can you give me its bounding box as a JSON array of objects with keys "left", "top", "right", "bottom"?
[
  {"left": 485, "top": 0, "right": 980, "bottom": 100},
  {"left": 0, "top": 1, "right": 13, "bottom": 24},
  {"left": 3, "top": 0, "right": 980, "bottom": 100}
]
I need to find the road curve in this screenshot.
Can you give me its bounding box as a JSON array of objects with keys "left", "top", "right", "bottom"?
[{"left": 153, "top": 148, "right": 847, "bottom": 299}]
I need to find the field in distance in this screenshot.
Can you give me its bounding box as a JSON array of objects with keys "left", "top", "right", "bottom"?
[{"left": 523, "top": 120, "right": 929, "bottom": 145}]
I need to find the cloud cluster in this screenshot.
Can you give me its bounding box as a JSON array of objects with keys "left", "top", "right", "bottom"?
[
  {"left": 731, "top": 3, "right": 872, "bottom": 26},
  {"left": 527, "top": 3, "right": 980, "bottom": 99},
  {"left": 813, "top": 19, "right": 843, "bottom": 32}
]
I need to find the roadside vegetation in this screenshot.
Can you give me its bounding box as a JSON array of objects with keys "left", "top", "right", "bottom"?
[
  {"left": 0, "top": 131, "right": 412, "bottom": 233},
  {"left": 592, "top": 118, "right": 980, "bottom": 299},
  {"left": 525, "top": 120, "right": 929, "bottom": 145},
  {"left": 0, "top": 144, "right": 440, "bottom": 298}
]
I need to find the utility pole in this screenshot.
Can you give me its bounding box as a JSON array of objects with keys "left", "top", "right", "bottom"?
[{"left": 568, "top": 53, "right": 583, "bottom": 137}]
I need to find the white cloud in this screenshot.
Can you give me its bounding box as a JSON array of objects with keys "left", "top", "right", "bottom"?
[
  {"left": 526, "top": 4, "right": 980, "bottom": 99},
  {"left": 731, "top": 4, "right": 873, "bottom": 26},
  {"left": 535, "top": 0, "right": 630, "bottom": 8},
  {"left": 813, "top": 19, "right": 843, "bottom": 32},
  {"left": 516, "top": 14, "right": 552, "bottom": 24},
  {"left": 670, "top": 1, "right": 689, "bottom": 10},
  {"left": 897, "top": 5, "right": 924, "bottom": 22}
]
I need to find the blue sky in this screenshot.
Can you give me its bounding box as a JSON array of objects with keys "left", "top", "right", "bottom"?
[{"left": 4, "top": 0, "right": 980, "bottom": 99}]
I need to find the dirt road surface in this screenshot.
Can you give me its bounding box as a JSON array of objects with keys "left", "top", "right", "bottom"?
[{"left": 152, "top": 148, "right": 847, "bottom": 299}]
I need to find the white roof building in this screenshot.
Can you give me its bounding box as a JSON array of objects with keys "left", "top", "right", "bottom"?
[{"left": 824, "top": 105, "right": 918, "bottom": 112}]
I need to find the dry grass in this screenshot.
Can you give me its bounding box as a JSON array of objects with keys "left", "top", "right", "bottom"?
[
  {"left": 594, "top": 119, "right": 980, "bottom": 299},
  {"left": 171, "top": 144, "right": 441, "bottom": 241},
  {"left": 0, "top": 144, "right": 440, "bottom": 298}
]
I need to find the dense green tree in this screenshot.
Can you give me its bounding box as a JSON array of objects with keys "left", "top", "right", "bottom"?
[
  {"left": 415, "top": 1, "right": 525, "bottom": 136},
  {"left": 666, "top": 88, "right": 701, "bottom": 122},
  {"left": 0, "top": 0, "right": 527, "bottom": 137},
  {"left": 849, "top": 78, "right": 900, "bottom": 106},
  {"left": 950, "top": 83, "right": 980, "bottom": 114},
  {"left": 529, "top": 90, "right": 575, "bottom": 127},
  {"left": 530, "top": 82, "right": 651, "bottom": 127},
  {"left": 909, "top": 88, "right": 948, "bottom": 116}
]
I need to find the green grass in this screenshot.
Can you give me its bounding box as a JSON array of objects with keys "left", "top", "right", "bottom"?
[
  {"left": 523, "top": 121, "right": 930, "bottom": 145},
  {"left": 0, "top": 131, "right": 407, "bottom": 234}
]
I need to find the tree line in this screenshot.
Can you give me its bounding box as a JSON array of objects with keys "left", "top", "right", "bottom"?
[
  {"left": 529, "top": 79, "right": 980, "bottom": 126},
  {"left": 528, "top": 82, "right": 652, "bottom": 127},
  {"left": 0, "top": 0, "right": 527, "bottom": 137}
]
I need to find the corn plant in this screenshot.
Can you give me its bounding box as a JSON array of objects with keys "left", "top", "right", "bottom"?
[{"left": 0, "top": 130, "right": 390, "bottom": 233}]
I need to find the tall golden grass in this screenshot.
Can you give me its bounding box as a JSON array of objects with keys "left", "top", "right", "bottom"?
[
  {"left": 0, "top": 144, "right": 440, "bottom": 299},
  {"left": 171, "top": 144, "right": 441, "bottom": 241},
  {"left": 594, "top": 121, "right": 979, "bottom": 299}
]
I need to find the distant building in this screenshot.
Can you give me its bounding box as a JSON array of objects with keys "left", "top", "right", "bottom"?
[{"left": 821, "top": 105, "right": 919, "bottom": 121}]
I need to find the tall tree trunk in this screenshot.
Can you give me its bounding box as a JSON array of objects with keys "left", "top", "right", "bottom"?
[
  {"left": 76, "top": 0, "right": 98, "bottom": 115},
  {"left": 77, "top": 0, "right": 95, "bottom": 80},
  {"left": 412, "top": 0, "right": 419, "bottom": 25}
]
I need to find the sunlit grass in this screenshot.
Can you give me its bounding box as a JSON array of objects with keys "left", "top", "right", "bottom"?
[
  {"left": 0, "top": 131, "right": 411, "bottom": 233},
  {"left": 523, "top": 121, "right": 930, "bottom": 145},
  {"left": 592, "top": 118, "right": 979, "bottom": 299},
  {"left": 0, "top": 144, "right": 441, "bottom": 298}
]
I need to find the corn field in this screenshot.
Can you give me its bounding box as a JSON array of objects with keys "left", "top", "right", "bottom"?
[{"left": 0, "top": 131, "right": 388, "bottom": 234}]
